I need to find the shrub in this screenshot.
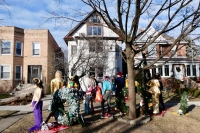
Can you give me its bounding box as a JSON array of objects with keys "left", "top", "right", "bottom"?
[
  {"left": 193, "top": 90, "right": 200, "bottom": 98},
  {"left": 176, "top": 88, "right": 200, "bottom": 98}
]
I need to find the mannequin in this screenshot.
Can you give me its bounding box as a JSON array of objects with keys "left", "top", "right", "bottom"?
[
  {"left": 50, "top": 70, "right": 64, "bottom": 94},
  {"left": 147, "top": 79, "right": 161, "bottom": 114}
]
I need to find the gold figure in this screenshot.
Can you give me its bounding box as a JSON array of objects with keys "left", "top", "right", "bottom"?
[
  {"left": 50, "top": 70, "right": 64, "bottom": 94},
  {"left": 147, "top": 79, "right": 161, "bottom": 114}
]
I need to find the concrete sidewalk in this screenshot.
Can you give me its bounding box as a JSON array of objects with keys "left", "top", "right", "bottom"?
[
  {"left": 0, "top": 95, "right": 52, "bottom": 132},
  {"left": 0, "top": 95, "right": 52, "bottom": 112}
]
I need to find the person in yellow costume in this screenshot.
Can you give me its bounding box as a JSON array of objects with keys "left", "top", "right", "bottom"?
[
  {"left": 147, "top": 78, "right": 160, "bottom": 114},
  {"left": 50, "top": 70, "right": 64, "bottom": 94}
]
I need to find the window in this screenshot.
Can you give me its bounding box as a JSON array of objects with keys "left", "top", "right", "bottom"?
[
  {"left": 1, "top": 41, "right": 11, "bottom": 54},
  {"left": 15, "top": 66, "right": 22, "bottom": 80},
  {"left": 186, "top": 65, "right": 191, "bottom": 76},
  {"left": 115, "top": 45, "right": 120, "bottom": 56},
  {"left": 88, "top": 13, "right": 100, "bottom": 23},
  {"left": 0, "top": 65, "right": 10, "bottom": 79},
  {"left": 152, "top": 65, "right": 156, "bottom": 76},
  {"left": 32, "top": 42, "right": 40, "bottom": 55},
  {"left": 192, "top": 65, "right": 196, "bottom": 76},
  {"left": 147, "top": 43, "right": 156, "bottom": 57},
  {"left": 164, "top": 65, "right": 169, "bottom": 76},
  {"left": 71, "top": 46, "right": 77, "bottom": 55},
  {"left": 89, "top": 41, "right": 103, "bottom": 53},
  {"left": 97, "top": 67, "right": 103, "bottom": 77},
  {"left": 89, "top": 43, "right": 96, "bottom": 52},
  {"left": 16, "top": 42, "right": 22, "bottom": 56},
  {"left": 158, "top": 66, "right": 163, "bottom": 76},
  {"left": 89, "top": 67, "right": 95, "bottom": 76},
  {"left": 88, "top": 26, "right": 102, "bottom": 36}
]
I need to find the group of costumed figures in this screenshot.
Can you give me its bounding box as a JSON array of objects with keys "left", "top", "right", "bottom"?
[
  {"left": 41, "top": 71, "right": 85, "bottom": 130},
  {"left": 124, "top": 73, "right": 188, "bottom": 117},
  {"left": 28, "top": 70, "right": 85, "bottom": 132},
  {"left": 28, "top": 70, "right": 189, "bottom": 132}
]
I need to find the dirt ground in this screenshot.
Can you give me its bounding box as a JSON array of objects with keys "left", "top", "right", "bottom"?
[
  {"left": 1, "top": 93, "right": 200, "bottom": 133},
  {"left": 2, "top": 103, "right": 200, "bottom": 133}
]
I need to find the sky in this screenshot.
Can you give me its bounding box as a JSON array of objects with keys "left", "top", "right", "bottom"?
[
  {"left": 0, "top": 0, "right": 90, "bottom": 51},
  {"left": 0, "top": 0, "right": 199, "bottom": 51}
]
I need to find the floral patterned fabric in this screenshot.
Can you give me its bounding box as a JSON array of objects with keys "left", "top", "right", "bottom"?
[{"left": 47, "top": 87, "right": 82, "bottom": 126}]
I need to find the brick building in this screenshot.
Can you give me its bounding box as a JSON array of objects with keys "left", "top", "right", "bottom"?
[{"left": 0, "top": 26, "right": 64, "bottom": 93}]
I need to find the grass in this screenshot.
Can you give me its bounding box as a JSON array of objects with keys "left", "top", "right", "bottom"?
[
  {"left": 0, "top": 93, "right": 12, "bottom": 99},
  {"left": 0, "top": 110, "right": 19, "bottom": 120}
]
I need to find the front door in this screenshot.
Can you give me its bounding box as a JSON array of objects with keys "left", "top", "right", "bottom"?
[{"left": 28, "top": 65, "right": 42, "bottom": 83}]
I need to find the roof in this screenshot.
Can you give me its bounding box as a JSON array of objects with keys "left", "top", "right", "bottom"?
[
  {"left": 63, "top": 10, "right": 122, "bottom": 45},
  {"left": 63, "top": 10, "right": 96, "bottom": 44}
]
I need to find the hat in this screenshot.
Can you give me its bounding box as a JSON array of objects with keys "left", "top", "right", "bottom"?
[
  {"left": 117, "top": 72, "right": 122, "bottom": 76},
  {"left": 105, "top": 76, "right": 110, "bottom": 79}
]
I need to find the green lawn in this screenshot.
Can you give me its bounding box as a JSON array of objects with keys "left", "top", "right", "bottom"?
[{"left": 0, "top": 93, "right": 12, "bottom": 99}]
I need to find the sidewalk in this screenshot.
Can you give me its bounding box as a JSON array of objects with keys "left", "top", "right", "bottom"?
[
  {"left": 0, "top": 95, "right": 52, "bottom": 112},
  {"left": 0, "top": 95, "right": 52, "bottom": 132}
]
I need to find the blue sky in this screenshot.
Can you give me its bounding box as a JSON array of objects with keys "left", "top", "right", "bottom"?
[
  {"left": 0, "top": 0, "right": 90, "bottom": 50},
  {"left": 0, "top": 0, "right": 199, "bottom": 50}
]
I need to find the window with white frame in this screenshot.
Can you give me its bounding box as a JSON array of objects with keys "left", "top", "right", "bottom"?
[
  {"left": 192, "top": 65, "right": 196, "bottom": 76},
  {"left": 147, "top": 43, "right": 156, "bottom": 57},
  {"left": 186, "top": 65, "right": 191, "bottom": 76},
  {"left": 89, "top": 41, "right": 103, "bottom": 53},
  {"left": 71, "top": 45, "right": 77, "bottom": 55},
  {"left": 88, "top": 26, "right": 102, "bottom": 36},
  {"left": 88, "top": 13, "right": 101, "bottom": 23},
  {"left": 164, "top": 65, "right": 169, "bottom": 76},
  {"left": 0, "top": 65, "right": 10, "bottom": 79},
  {"left": 158, "top": 66, "right": 163, "bottom": 76},
  {"left": 1, "top": 40, "right": 11, "bottom": 54},
  {"left": 16, "top": 41, "right": 22, "bottom": 56},
  {"left": 32, "top": 42, "right": 40, "bottom": 55},
  {"left": 15, "top": 66, "right": 22, "bottom": 80}
]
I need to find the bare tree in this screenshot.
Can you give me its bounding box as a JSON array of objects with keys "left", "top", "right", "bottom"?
[
  {"left": 0, "top": 0, "right": 12, "bottom": 24},
  {"left": 44, "top": 0, "right": 200, "bottom": 119},
  {"left": 68, "top": 35, "right": 112, "bottom": 78},
  {"left": 49, "top": 46, "right": 66, "bottom": 80}
]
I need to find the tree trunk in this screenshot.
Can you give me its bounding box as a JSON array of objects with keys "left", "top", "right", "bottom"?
[{"left": 126, "top": 43, "right": 136, "bottom": 119}]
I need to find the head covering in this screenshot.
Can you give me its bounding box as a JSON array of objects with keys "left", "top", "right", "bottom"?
[
  {"left": 105, "top": 76, "right": 110, "bottom": 79},
  {"left": 90, "top": 74, "right": 95, "bottom": 78},
  {"left": 117, "top": 71, "right": 122, "bottom": 76}
]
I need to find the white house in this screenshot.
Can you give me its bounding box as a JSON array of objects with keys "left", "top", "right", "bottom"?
[{"left": 64, "top": 10, "right": 123, "bottom": 91}]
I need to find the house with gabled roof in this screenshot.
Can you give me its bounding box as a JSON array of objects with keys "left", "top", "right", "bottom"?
[
  {"left": 64, "top": 10, "right": 123, "bottom": 91},
  {"left": 134, "top": 26, "right": 200, "bottom": 81}
]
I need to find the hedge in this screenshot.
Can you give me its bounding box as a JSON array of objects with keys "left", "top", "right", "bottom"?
[{"left": 176, "top": 88, "right": 200, "bottom": 98}]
